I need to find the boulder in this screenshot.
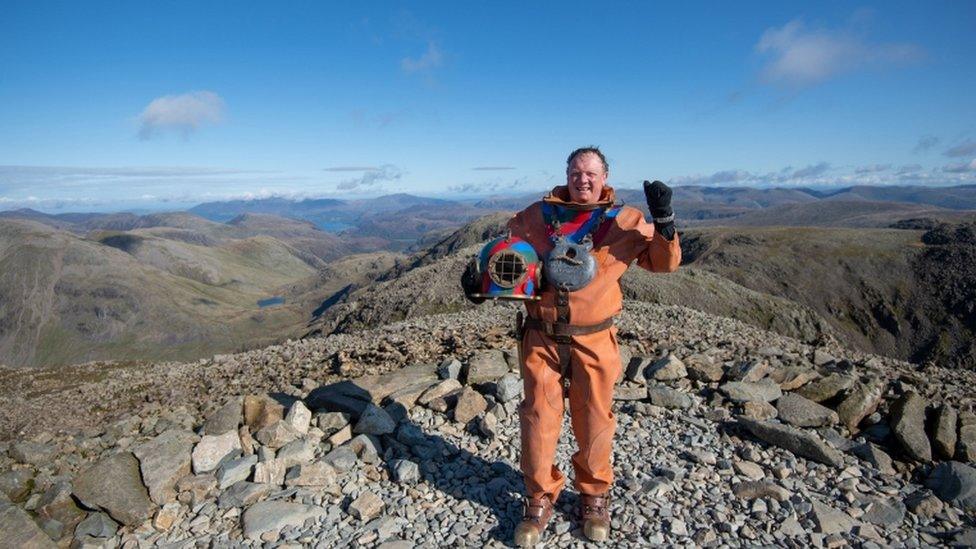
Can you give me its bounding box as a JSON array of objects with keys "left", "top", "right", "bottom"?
[
  {"left": 776, "top": 393, "right": 839, "bottom": 428},
  {"left": 720, "top": 380, "right": 782, "bottom": 403},
  {"left": 305, "top": 381, "right": 372, "bottom": 419},
  {"left": 857, "top": 495, "right": 905, "bottom": 529},
  {"left": 153, "top": 503, "right": 181, "bottom": 532},
  {"left": 131, "top": 429, "right": 195, "bottom": 504},
  {"left": 216, "top": 455, "right": 257, "bottom": 489},
  {"left": 243, "top": 395, "right": 285, "bottom": 431},
  {"left": 835, "top": 380, "right": 884, "bottom": 433},
  {"left": 738, "top": 418, "right": 844, "bottom": 469},
  {"left": 242, "top": 501, "right": 327, "bottom": 540},
  {"left": 384, "top": 381, "right": 437, "bottom": 412},
  {"left": 453, "top": 387, "right": 488, "bottom": 424},
  {"left": 202, "top": 398, "right": 242, "bottom": 435},
  {"left": 253, "top": 420, "right": 300, "bottom": 450},
  {"left": 726, "top": 359, "right": 771, "bottom": 383},
  {"left": 889, "top": 392, "right": 932, "bottom": 462},
  {"left": 684, "top": 354, "right": 724, "bottom": 382},
  {"left": 795, "top": 374, "right": 854, "bottom": 403},
  {"left": 418, "top": 379, "right": 463, "bottom": 407},
  {"left": 0, "top": 469, "right": 34, "bottom": 501},
  {"left": 770, "top": 367, "right": 820, "bottom": 391},
  {"left": 925, "top": 461, "right": 976, "bottom": 512},
  {"left": 354, "top": 403, "right": 397, "bottom": 435},
  {"left": 9, "top": 441, "right": 55, "bottom": 466},
  {"left": 613, "top": 384, "right": 647, "bottom": 401},
  {"left": 731, "top": 481, "right": 789, "bottom": 501},
  {"left": 348, "top": 434, "right": 382, "bottom": 464},
  {"left": 316, "top": 412, "right": 351, "bottom": 436},
  {"left": 645, "top": 354, "right": 687, "bottom": 381},
  {"left": 741, "top": 401, "right": 778, "bottom": 421},
  {"left": 35, "top": 481, "right": 85, "bottom": 533},
  {"left": 932, "top": 404, "right": 958, "bottom": 460},
  {"left": 851, "top": 443, "right": 896, "bottom": 475},
  {"left": 391, "top": 459, "right": 420, "bottom": 484},
  {"left": 72, "top": 451, "right": 156, "bottom": 526},
  {"left": 74, "top": 512, "right": 118, "bottom": 538},
  {"left": 437, "top": 358, "right": 462, "bottom": 380},
  {"left": 284, "top": 400, "right": 312, "bottom": 435},
  {"left": 277, "top": 439, "right": 317, "bottom": 469},
  {"left": 192, "top": 430, "right": 242, "bottom": 472},
  {"left": 809, "top": 501, "right": 856, "bottom": 535},
  {"left": 465, "top": 350, "right": 509, "bottom": 385},
  {"left": 217, "top": 481, "right": 275, "bottom": 509},
  {"left": 253, "top": 459, "right": 286, "bottom": 485},
  {"left": 495, "top": 373, "right": 522, "bottom": 403},
  {"left": 322, "top": 446, "right": 357, "bottom": 473},
  {"left": 284, "top": 461, "right": 336, "bottom": 487}
]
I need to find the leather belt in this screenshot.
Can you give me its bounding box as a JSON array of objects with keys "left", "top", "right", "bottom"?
[{"left": 522, "top": 317, "right": 614, "bottom": 338}]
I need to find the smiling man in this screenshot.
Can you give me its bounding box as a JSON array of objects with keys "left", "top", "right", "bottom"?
[{"left": 464, "top": 146, "right": 682, "bottom": 545}]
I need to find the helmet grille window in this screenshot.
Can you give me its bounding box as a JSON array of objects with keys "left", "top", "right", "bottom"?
[{"left": 488, "top": 250, "right": 526, "bottom": 288}]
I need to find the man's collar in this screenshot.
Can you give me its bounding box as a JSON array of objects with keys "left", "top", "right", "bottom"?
[{"left": 542, "top": 185, "right": 616, "bottom": 211}]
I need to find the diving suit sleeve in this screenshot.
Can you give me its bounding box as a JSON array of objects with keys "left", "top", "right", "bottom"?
[{"left": 627, "top": 210, "right": 681, "bottom": 273}]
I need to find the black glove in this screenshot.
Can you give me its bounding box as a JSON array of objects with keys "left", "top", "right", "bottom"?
[
  {"left": 461, "top": 258, "right": 486, "bottom": 304},
  {"left": 643, "top": 180, "right": 676, "bottom": 240}
]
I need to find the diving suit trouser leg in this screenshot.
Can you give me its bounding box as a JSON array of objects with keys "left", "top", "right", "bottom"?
[
  {"left": 568, "top": 327, "right": 621, "bottom": 496},
  {"left": 519, "top": 326, "right": 621, "bottom": 500},
  {"left": 519, "top": 328, "right": 567, "bottom": 501}
]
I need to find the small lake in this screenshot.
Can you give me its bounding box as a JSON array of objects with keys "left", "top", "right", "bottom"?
[{"left": 257, "top": 296, "right": 285, "bottom": 308}]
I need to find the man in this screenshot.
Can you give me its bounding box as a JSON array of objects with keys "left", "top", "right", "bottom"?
[{"left": 465, "top": 147, "right": 681, "bottom": 545}]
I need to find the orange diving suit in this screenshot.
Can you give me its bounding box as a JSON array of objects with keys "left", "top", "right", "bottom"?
[{"left": 506, "top": 184, "right": 681, "bottom": 504}]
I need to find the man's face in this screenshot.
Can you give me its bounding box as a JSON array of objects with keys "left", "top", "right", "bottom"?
[{"left": 566, "top": 152, "right": 608, "bottom": 204}]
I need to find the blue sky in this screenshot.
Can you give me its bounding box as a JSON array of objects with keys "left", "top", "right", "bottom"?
[{"left": 1, "top": 1, "right": 974, "bottom": 212}]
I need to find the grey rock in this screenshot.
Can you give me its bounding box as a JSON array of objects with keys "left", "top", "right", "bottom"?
[
  {"left": 354, "top": 363, "right": 439, "bottom": 404},
  {"left": 72, "top": 451, "right": 156, "bottom": 526},
  {"left": 772, "top": 367, "right": 820, "bottom": 391},
  {"left": 322, "top": 446, "right": 357, "bottom": 473},
  {"left": 613, "top": 384, "right": 647, "bottom": 401},
  {"left": 284, "top": 461, "right": 336, "bottom": 487},
  {"left": 889, "top": 392, "right": 932, "bottom": 462},
  {"left": 242, "top": 501, "right": 327, "bottom": 540},
  {"left": 216, "top": 455, "right": 258, "bottom": 489},
  {"left": 904, "top": 492, "right": 943, "bottom": 518},
  {"left": 720, "top": 380, "right": 782, "bottom": 403},
  {"left": 391, "top": 459, "right": 420, "bottom": 484},
  {"left": 354, "top": 403, "right": 396, "bottom": 435},
  {"left": 647, "top": 385, "right": 692, "bottom": 410},
  {"left": 465, "top": 350, "right": 509, "bottom": 385},
  {"left": 645, "top": 353, "right": 687, "bottom": 381},
  {"left": 417, "top": 379, "right": 463, "bottom": 407},
  {"left": 9, "top": 441, "right": 55, "bottom": 466},
  {"left": 438, "top": 358, "right": 462, "bottom": 380},
  {"left": 253, "top": 459, "right": 286, "bottom": 485},
  {"left": 385, "top": 381, "right": 437, "bottom": 412},
  {"left": 0, "top": 504, "right": 57, "bottom": 548},
  {"left": 684, "top": 353, "right": 724, "bottom": 382},
  {"left": 0, "top": 469, "right": 34, "bottom": 501},
  {"left": 315, "top": 412, "right": 351, "bottom": 436},
  {"left": 453, "top": 387, "right": 487, "bottom": 424},
  {"left": 731, "top": 481, "right": 789, "bottom": 501},
  {"left": 478, "top": 413, "right": 498, "bottom": 438},
  {"left": 495, "top": 373, "right": 521, "bottom": 403},
  {"left": 217, "top": 481, "right": 275, "bottom": 509},
  {"left": 776, "top": 393, "right": 838, "bottom": 428},
  {"left": 812, "top": 349, "right": 836, "bottom": 366},
  {"left": 933, "top": 404, "right": 958, "bottom": 460},
  {"left": 202, "top": 398, "right": 242, "bottom": 435},
  {"left": 851, "top": 443, "right": 896, "bottom": 475},
  {"left": 727, "top": 359, "right": 771, "bottom": 383},
  {"left": 741, "top": 401, "right": 778, "bottom": 421},
  {"left": 34, "top": 482, "right": 85, "bottom": 532},
  {"left": 276, "top": 439, "right": 317, "bottom": 468},
  {"left": 809, "top": 501, "right": 856, "bottom": 535},
  {"left": 858, "top": 496, "right": 905, "bottom": 529},
  {"left": 348, "top": 434, "right": 382, "bottom": 464},
  {"left": 284, "top": 400, "right": 312, "bottom": 435},
  {"left": 192, "top": 430, "right": 242, "bottom": 473},
  {"left": 253, "top": 420, "right": 300, "bottom": 450},
  {"left": 131, "top": 429, "right": 195, "bottom": 505},
  {"left": 738, "top": 418, "right": 844, "bottom": 468},
  {"left": 74, "top": 512, "right": 118, "bottom": 539},
  {"left": 795, "top": 374, "right": 855, "bottom": 403},
  {"left": 836, "top": 380, "right": 884, "bottom": 433},
  {"left": 926, "top": 461, "right": 976, "bottom": 511},
  {"left": 348, "top": 491, "right": 384, "bottom": 521}
]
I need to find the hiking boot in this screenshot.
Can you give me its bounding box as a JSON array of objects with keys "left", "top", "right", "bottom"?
[
  {"left": 513, "top": 495, "right": 554, "bottom": 547},
  {"left": 580, "top": 493, "right": 611, "bottom": 541}
]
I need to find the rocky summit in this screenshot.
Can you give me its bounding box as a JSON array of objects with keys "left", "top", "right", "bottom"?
[{"left": 1, "top": 302, "right": 975, "bottom": 547}]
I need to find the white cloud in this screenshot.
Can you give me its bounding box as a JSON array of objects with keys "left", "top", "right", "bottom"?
[
  {"left": 854, "top": 164, "right": 891, "bottom": 174},
  {"left": 336, "top": 164, "right": 402, "bottom": 190},
  {"left": 668, "top": 161, "right": 976, "bottom": 188},
  {"left": 944, "top": 159, "right": 976, "bottom": 173},
  {"left": 755, "top": 19, "right": 923, "bottom": 88},
  {"left": 137, "top": 91, "right": 225, "bottom": 139},
  {"left": 401, "top": 41, "right": 443, "bottom": 74}
]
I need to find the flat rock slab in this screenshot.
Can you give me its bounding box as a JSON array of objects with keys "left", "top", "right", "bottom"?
[
  {"left": 647, "top": 385, "right": 692, "bottom": 410},
  {"left": 192, "top": 430, "right": 242, "bottom": 472},
  {"left": 0, "top": 504, "right": 57, "bottom": 549},
  {"left": 132, "top": 429, "right": 195, "bottom": 505},
  {"left": 613, "top": 384, "right": 647, "bottom": 401},
  {"left": 776, "top": 393, "right": 838, "bottom": 428},
  {"left": 810, "top": 501, "right": 857, "bottom": 535},
  {"left": 720, "top": 381, "right": 782, "bottom": 403},
  {"left": 355, "top": 363, "right": 439, "bottom": 404},
  {"left": 72, "top": 451, "right": 156, "bottom": 526},
  {"left": 465, "top": 350, "right": 509, "bottom": 386},
  {"left": 836, "top": 381, "right": 884, "bottom": 433},
  {"left": 218, "top": 482, "right": 275, "bottom": 509},
  {"left": 243, "top": 501, "right": 327, "bottom": 540},
  {"left": 795, "top": 374, "right": 854, "bottom": 403},
  {"left": 738, "top": 418, "right": 844, "bottom": 469}
]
